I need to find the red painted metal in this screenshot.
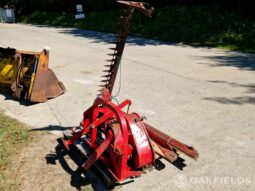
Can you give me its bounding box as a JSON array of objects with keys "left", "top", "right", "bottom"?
[
  {"left": 62, "top": 87, "right": 198, "bottom": 182},
  {"left": 83, "top": 130, "right": 114, "bottom": 170},
  {"left": 126, "top": 113, "right": 155, "bottom": 168},
  {"left": 62, "top": 1, "right": 199, "bottom": 186},
  {"left": 145, "top": 123, "right": 199, "bottom": 160},
  {"left": 62, "top": 89, "right": 155, "bottom": 181}
]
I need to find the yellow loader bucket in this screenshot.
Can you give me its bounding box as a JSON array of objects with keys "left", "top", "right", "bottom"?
[{"left": 0, "top": 47, "right": 66, "bottom": 103}]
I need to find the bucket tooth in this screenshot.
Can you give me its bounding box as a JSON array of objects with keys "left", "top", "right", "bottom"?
[
  {"left": 106, "top": 58, "right": 117, "bottom": 62},
  {"left": 104, "top": 64, "right": 112, "bottom": 67},
  {"left": 105, "top": 59, "right": 114, "bottom": 62},
  {"left": 101, "top": 80, "right": 109, "bottom": 83},
  {"left": 109, "top": 47, "right": 117, "bottom": 51},
  {"left": 102, "top": 74, "right": 111, "bottom": 78},
  {"left": 107, "top": 53, "right": 116, "bottom": 57}
]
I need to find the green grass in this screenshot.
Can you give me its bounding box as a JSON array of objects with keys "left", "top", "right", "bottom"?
[
  {"left": 0, "top": 110, "right": 33, "bottom": 190},
  {"left": 18, "top": 5, "right": 255, "bottom": 53}
]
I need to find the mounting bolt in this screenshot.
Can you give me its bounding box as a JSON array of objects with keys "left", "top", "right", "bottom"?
[
  {"left": 141, "top": 116, "right": 147, "bottom": 121},
  {"left": 134, "top": 116, "right": 147, "bottom": 123}
]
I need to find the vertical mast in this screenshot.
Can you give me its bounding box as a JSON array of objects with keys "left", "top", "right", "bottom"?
[{"left": 100, "top": 1, "right": 154, "bottom": 95}]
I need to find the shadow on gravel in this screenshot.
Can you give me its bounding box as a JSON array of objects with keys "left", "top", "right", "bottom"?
[
  {"left": 38, "top": 125, "right": 188, "bottom": 191},
  {"left": 195, "top": 52, "right": 255, "bottom": 71},
  {"left": 45, "top": 142, "right": 109, "bottom": 191},
  {"left": 203, "top": 96, "right": 255, "bottom": 105},
  {"left": 30, "top": 125, "right": 73, "bottom": 132},
  {"left": 153, "top": 156, "right": 187, "bottom": 171},
  {"left": 57, "top": 28, "right": 172, "bottom": 46},
  {"left": 207, "top": 80, "right": 255, "bottom": 94},
  {"left": 203, "top": 80, "right": 255, "bottom": 105},
  {"left": 0, "top": 92, "right": 38, "bottom": 106}
]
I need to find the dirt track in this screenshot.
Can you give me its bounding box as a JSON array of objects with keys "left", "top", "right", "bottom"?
[{"left": 0, "top": 23, "right": 255, "bottom": 191}]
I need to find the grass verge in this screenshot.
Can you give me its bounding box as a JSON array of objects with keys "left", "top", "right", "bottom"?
[
  {"left": 18, "top": 5, "right": 255, "bottom": 53},
  {"left": 0, "top": 110, "right": 34, "bottom": 190}
]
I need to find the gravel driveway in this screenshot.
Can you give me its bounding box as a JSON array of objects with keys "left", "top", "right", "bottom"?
[{"left": 0, "top": 23, "right": 255, "bottom": 191}]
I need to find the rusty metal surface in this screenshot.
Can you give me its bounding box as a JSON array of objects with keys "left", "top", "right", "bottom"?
[
  {"left": 145, "top": 123, "right": 199, "bottom": 160},
  {"left": 0, "top": 47, "right": 66, "bottom": 103},
  {"left": 30, "top": 49, "right": 66, "bottom": 102}
]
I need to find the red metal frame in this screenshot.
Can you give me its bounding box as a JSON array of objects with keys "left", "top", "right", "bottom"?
[
  {"left": 62, "top": 88, "right": 198, "bottom": 182},
  {"left": 62, "top": 89, "right": 155, "bottom": 181},
  {"left": 62, "top": 1, "right": 198, "bottom": 185}
]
